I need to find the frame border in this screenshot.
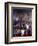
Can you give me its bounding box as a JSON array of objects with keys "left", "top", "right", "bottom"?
[{"left": 5, "top": 2, "right": 37, "bottom": 44}]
